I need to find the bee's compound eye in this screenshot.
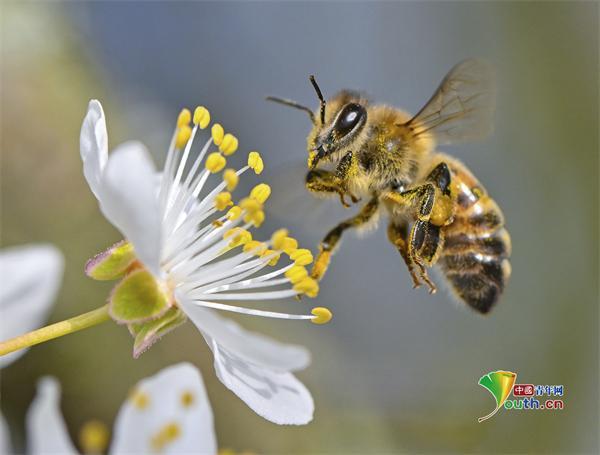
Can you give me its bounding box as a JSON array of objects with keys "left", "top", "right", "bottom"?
[{"left": 335, "top": 103, "right": 366, "bottom": 136}]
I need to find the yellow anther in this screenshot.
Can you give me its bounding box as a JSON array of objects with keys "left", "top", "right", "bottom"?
[
  {"left": 175, "top": 125, "right": 192, "bottom": 149},
  {"left": 244, "top": 209, "right": 265, "bottom": 227},
  {"left": 250, "top": 183, "right": 271, "bottom": 203},
  {"left": 214, "top": 192, "right": 233, "bottom": 211},
  {"left": 180, "top": 391, "right": 195, "bottom": 408},
  {"left": 224, "top": 228, "right": 252, "bottom": 247},
  {"left": 311, "top": 307, "right": 332, "bottom": 324},
  {"left": 290, "top": 248, "right": 313, "bottom": 266},
  {"left": 212, "top": 220, "right": 224, "bottom": 228},
  {"left": 261, "top": 249, "right": 281, "bottom": 266},
  {"left": 271, "top": 229, "right": 289, "bottom": 249},
  {"left": 151, "top": 422, "right": 181, "bottom": 451},
  {"left": 240, "top": 197, "right": 262, "bottom": 214},
  {"left": 130, "top": 390, "right": 150, "bottom": 410},
  {"left": 219, "top": 133, "right": 239, "bottom": 156},
  {"left": 282, "top": 237, "right": 298, "bottom": 255},
  {"left": 226, "top": 205, "right": 242, "bottom": 221},
  {"left": 247, "top": 151, "right": 264, "bottom": 174},
  {"left": 294, "top": 277, "right": 320, "bottom": 298},
  {"left": 308, "top": 151, "right": 317, "bottom": 168},
  {"left": 243, "top": 240, "right": 267, "bottom": 255},
  {"left": 212, "top": 123, "right": 225, "bottom": 146},
  {"left": 223, "top": 169, "right": 239, "bottom": 191},
  {"left": 285, "top": 265, "right": 309, "bottom": 284},
  {"left": 193, "top": 106, "right": 210, "bottom": 129},
  {"left": 177, "top": 108, "right": 191, "bottom": 127},
  {"left": 205, "top": 152, "right": 226, "bottom": 173},
  {"left": 79, "top": 420, "right": 110, "bottom": 454}
]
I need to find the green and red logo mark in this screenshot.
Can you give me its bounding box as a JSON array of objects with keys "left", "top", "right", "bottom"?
[
  {"left": 477, "top": 370, "right": 517, "bottom": 422},
  {"left": 477, "top": 371, "right": 565, "bottom": 422}
]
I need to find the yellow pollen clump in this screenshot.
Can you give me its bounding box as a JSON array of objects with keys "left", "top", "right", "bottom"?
[
  {"left": 224, "top": 228, "right": 252, "bottom": 247},
  {"left": 290, "top": 248, "right": 313, "bottom": 266},
  {"left": 308, "top": 151, "right": 317, "bottom": 168},
  {"left": 193, "top": 106, "right": 210, "bottom": 129},
  {"left": 177, "top": 108, "right": 191, "bottom": 127},
  {"left": 271, "top": 229, "right": 289, "bottom": 249},
  {"left": 151, "top": 422, "right": 181, "bottom": 451},
  {"left": 226, "top": 205, "right": 242, "bottom": 221},
  {"left": 219, "top": 133, "right": 239, "bottom": 156},
  {"left": 79, "top": 420, "right": 110, "bottom": 454},
  {"left": 180, "top": 391, "right": 195, "bottom": 408},
  {"left": 281, "top": 237, "right": 298, "bottom": 255},
  {"left": 130, "top": 390, "right": 150, "bottom": 410},
  {"left": 311, "top": 307, "right": 332, "bottom": 324},
  {"left": 244, "top": 209, "right": 265, "bottom": 227},
  {"left": 247, "top": 151, "right": 264, "bottom": 174},
  {"left": 243, "top": 240, "right": 267, "bottom": 255},
  {"left": 175, "top": 125, "right": 192, "bottom": 149},
  {"left": 205, "top": 152, "right": 226, "bottom": 173},
  {"left": 212, "top": 123, "right": 225, "bottom": 146},
  {"left": 285, "top": 265, "right": 308, "bottom": 284},
  {"left": 223, "top": 169, "right": 239, "bottom": 191},
  {"left": 250, "top": 183, "right": 271, "bottom": 203},
  {"left": 294, "top": 277, "right": 319, "bottom": 298},
  {"left": 214, "top": 192, "right": 233, "bottom": 211},
  {"left": 261, "top": 249, "right": 281, "bottom": 266},
  {"left": 239, "top": 197, "right": 262, "bottom": 214}
]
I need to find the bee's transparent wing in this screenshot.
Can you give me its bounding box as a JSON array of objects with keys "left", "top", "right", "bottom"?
[
  {"left": 264, "top": 160, "right": 344, "bottom": 234},
  {"left": 405, "top": 59, "right": 496, "bottom": 145}
]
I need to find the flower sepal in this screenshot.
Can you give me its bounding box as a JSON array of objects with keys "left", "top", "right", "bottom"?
[
  {"left": 128, "top": 307, "right": 187, "bottom": 358},
  {"left": 85, "top": 241, "right": 136, "bottom": 281},
  {"left": 108, "top": 268, "right": 172, "bottom": 325}
]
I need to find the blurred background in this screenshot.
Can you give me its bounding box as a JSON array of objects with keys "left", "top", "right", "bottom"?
[{"left": 1, "top": 2, "right": 598, "bottom": 453}]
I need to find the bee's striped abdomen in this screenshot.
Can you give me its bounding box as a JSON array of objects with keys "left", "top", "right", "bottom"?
[{"left": 438, "top": 159, "right": 511, "bottom": 314}]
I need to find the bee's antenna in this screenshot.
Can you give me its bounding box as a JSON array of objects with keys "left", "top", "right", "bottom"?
[
  {"left": 265, "top": 96, "right": 316, "bottom": 125},
  {"left": 309, "top": 75, "right": 326, "bottom": 125}
]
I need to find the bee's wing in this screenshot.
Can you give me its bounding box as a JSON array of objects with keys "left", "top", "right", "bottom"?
[
  {"left": 405, "top": 59, "right": 496, "bottom": 145},
  {"left": 264, "top": 159, "right": 343, "bottom": 233}
]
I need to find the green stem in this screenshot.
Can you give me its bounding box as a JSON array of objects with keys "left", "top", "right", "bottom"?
[{"left": 0, "top": 305, "right": 111, "bottom": 357}]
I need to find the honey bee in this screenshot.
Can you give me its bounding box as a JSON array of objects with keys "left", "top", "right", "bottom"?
[{"left": 267, "top": 59, "right": 511, "bottom": 314}]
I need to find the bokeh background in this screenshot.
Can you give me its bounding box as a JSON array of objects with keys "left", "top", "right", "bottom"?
[{"left": 1, "top": 2, "right": 598, "bottom": 454}]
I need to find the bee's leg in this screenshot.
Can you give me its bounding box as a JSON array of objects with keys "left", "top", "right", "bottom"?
[
  {"left": 311, "top": 196, "right": 379, "bottom": 281},
  {"left": 306, "top": 152, "right": 359, "bottom": 208},
  {"left": 424, "top": 162, "right": 455, "bottom": 226},
  {"left": 408, "top": 220, "right": 445, "bottom": 294},
  {"left": 384, "top": 183, "right": 436, "bottom": 221},
  {"left": 387, "top": 220, "right": 422, "bottom": 288}
]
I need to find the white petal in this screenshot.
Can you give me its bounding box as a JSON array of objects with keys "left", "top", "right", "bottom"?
[
  {"left": 110, "top": 363, "right": 216, "bottom": 455},
  {"left": 207, "top": 335, "right": 314, "bottom": 425},
  {"left": 26, "top": 377, "right": 78, "bottom": 454},
  {"left": 0, "top": 244, "right": 64, "bottom": 368},
  {"left": 180, "top": 303, "right": 310, "bottom": 372},
  {"left": 0, "top": 412, "right": 12, "bottom": 455},
  {"left": 100, "top": 141, "right": 162, "bottom": 275},
  {"left": 80, "top": 99, "right": 108, "bottom": 200}
]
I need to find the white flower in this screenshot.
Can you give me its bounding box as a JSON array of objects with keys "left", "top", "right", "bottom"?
[
  {"left": 79, "top": 100, "right": 332, "bottom": 425},
  {"left": 22, "top": 363, "right": 217, "bottom": 454},
  {"left": 0, "top": 244, "right": 64, "bottom": 368}
]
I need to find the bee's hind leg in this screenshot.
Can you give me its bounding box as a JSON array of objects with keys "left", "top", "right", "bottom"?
[
  {"left": 408, "top": 220, "right": 445, "bottom": 294},
  {"left": 387, "top": 221, "right": 423, "bottom": 289},
  {"left": 311, "top": 196, "right": 379, "bottom": 281}
]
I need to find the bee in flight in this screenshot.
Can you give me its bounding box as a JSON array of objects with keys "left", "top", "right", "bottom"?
[{"left": 267, "top": 59, "right": 511, "bottom": 314}]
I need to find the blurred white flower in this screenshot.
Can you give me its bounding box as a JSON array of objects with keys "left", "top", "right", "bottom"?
[
  {"left": 0, "top": 244, "right": 64, "bottom": 368},
  {"left": 79, "top": 100, "right": 331, "bottom": 424},
  {"left": 23, "top": 363, "right": 217, "bottom": 454}
]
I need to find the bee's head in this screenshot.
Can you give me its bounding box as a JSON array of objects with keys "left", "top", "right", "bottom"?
[{"left": 267, "top": 76, "right": 369, "bottom": 169}]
